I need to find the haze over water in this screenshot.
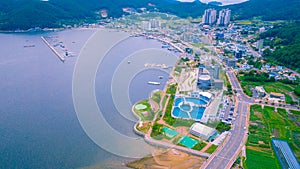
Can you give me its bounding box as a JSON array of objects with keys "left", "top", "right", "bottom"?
[{"left": 0, "top": 29, "right": 176, "bottom": 168}]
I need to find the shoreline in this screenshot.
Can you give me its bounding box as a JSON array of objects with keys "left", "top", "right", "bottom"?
[{"left": 0, "top": 27, "right": 105, "bottom": 34}]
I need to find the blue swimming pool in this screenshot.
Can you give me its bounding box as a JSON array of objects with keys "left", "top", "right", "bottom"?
[
  {"left": 172, "top": 107, "right": 190, "bottom": 119},
  {"left": 172, "top": 97, "right": 206, "bottom": 121},
  {"left": 174, "top": 98, "right": 184, "bottom": 106},
  {"left": 185, "top": 97, "right": 207, "bottom": 105},
  {"left": 190, "top": 107, "right": 205, "bottom": 119},
  {"left": 180, "top": 104, "right": 192, "bottom": 111}
]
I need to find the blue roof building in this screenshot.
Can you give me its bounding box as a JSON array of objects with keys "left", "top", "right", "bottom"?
[{"left": 272, "top": 139, "right": 300, "bottom": 169}]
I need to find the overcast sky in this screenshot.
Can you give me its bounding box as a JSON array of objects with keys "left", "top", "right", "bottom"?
[{"left": 176, "top": 0, "right": 248, "bottom": 6}]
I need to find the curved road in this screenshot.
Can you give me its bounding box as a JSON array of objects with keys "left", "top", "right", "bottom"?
[{"left": 202, "top": 70, "right": 252, "bottom": 169}]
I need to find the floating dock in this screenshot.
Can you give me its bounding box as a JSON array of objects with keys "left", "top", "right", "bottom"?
[{"left": 41, "top": 36, "right": 65, "bottom": 62}]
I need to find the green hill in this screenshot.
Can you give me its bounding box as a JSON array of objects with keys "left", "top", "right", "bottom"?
[
  {"left": 229, "top": 0, "right": 300, "bottom": 20},
  {"left": 0, "top": 0, "right": 300, "bottom": 30},
  {"left": 260, "top": 21, "right": 300, "bottom": 72}
]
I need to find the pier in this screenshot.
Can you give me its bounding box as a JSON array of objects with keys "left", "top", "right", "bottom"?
[
  {"left": 41, "top": 36, "right": 65, "bottom": 62},
  {"left": 133, "top": 33, "right": 185, "bottom": 53}
]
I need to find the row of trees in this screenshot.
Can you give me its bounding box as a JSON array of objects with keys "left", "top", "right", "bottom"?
[{"left": 239, "top": 71, "right": 275, "bottom": 82}]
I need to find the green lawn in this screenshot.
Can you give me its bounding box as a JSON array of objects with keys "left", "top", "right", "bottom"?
[
  {"left": 166, "top": 83, "right": 178, "bottom": 95},
  {"left": 151, "top": 123, "right": 164, "bottom": 140},
  {"left": 163, "top": 95, "right": 176, "bottom": 125},
  {"left": 290, "top": 109, "right": 300, "bottom": 115},
  {"left": 151, "top": 91, "right": 162, "bottom": 104},
  {"left": 205, "top": 144, "right": 218, "bottom": 154},
  {"left": 192, "top": 142, "right": 207, "bottom": 151},
  {"left": 134, "top": 100, "right": 151, "bottom": 113}
]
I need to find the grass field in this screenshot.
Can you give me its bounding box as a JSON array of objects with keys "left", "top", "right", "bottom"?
[
  {"left": 235, "top": 20, "right": 252, "bottom": 25},
  {"left": 134, "top": 100, "right": 154, "bottom": 121},
  {"left": 244, "top": 105, "right": 300, "bottom": 168},
  {"left": 151, "top": 91, "right": 162, "bottom": 105},
  {"left": 205, "top": 145, "right": 218, "bottom": 154},
  {"left": 245, "top": 149, "right": 280, "bottom": 169},
  {"left": 192, "top": 142, "right": 207, "bottom": 151}
]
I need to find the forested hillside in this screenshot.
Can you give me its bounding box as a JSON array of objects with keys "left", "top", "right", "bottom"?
[
  {"left": 261, "top": 21, "right": 300, "bottom": 72},
  {"left": 0, "top": 0, "right": 300, "bottom": 30}
]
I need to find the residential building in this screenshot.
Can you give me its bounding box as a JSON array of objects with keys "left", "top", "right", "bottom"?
[
  {"left": 226, "top": 58, "right": 237, "bottom": 67},
  {"left": 150, "top": 19, "right": 161, "bottom": 29},
  {"left": 217, "top": 9, "right": 231, "bottom": 26},
  {"left": 255, "top": 86, "right": 266, "bottom": 97},
  {"left": 141, "top": 21, "right": 151, "bottom": 30},
  {"left": 202, "top": 9, "right": 217, "bottom": 25}
]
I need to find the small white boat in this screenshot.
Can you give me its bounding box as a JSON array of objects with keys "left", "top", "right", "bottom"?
[{"left": 148, "top": 81, "right": 160, "bottom": 85}]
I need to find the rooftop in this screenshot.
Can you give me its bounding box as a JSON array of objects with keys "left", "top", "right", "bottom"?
[
  {"left": 272, "top": 139, "right": 300, "bottom": 169},
  {"left": 255, "top": 86, "right": 266, "bottom": 93},
  {"left": 270, "top": 92, "right": 285, "bottom": 97},
  {"left": 190, "top": 123, "right": 216, "bottom": 137}
]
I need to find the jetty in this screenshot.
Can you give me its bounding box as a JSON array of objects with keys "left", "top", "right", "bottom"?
[{"left": 41, "top": 36, "right": 65, "bottom": 62}]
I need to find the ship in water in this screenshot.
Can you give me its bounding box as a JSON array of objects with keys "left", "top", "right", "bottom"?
[
  {"left": 23, "top": 45, "right": 35, "bottom": 48},
  {"left": 147, "top": 81, "right": 160, "bottom": 85}
]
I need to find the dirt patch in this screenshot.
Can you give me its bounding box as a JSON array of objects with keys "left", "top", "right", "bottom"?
[
  {"left": 176, "top": 126, "right": 189, "bottom": 135},
  {"left": 258, "top": 141, "right": 264, "bottom": 144},
  {"left": 272, "top": 128, "right": 280, "bottom": 137},
  {"left": 246, "top": 146, "right": 264, "bottom": 152},
  {"left": 250, "top": 122, "right": 258, "bottom": 126},
  {"left": 254, "top": 111, "right": 262, "bottom": 119},
  {"left": 127, "top": 149, "right": 206, "bottom": 169}
]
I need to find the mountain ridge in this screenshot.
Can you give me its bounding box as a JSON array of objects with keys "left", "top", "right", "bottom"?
[{"left": 0, "top": 0, "right": 299, "bottom": 30}]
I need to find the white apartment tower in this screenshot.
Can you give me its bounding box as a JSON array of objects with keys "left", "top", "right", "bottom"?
[
  {"left": 141, "top": 21, "right": 151, "bottom": 30},
  {"left": 217, "top": 9, "right": 231, "bottom": 26},
  {"left": 202, "top": 9, "right": 217, "bottom": 25}
]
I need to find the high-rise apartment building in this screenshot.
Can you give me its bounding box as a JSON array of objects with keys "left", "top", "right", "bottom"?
[
  {"left": 202, "top": 9, "right": 217, "bottom": 25},
  {"left": 217, "top": 9, "right": 231, "bottom": 26}
]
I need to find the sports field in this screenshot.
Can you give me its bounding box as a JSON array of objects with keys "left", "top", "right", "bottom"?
[{"left": 178, "top": 136, "right": 198, "bottom": 149}]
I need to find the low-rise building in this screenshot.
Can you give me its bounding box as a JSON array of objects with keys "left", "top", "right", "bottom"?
[
  {"left": 269, "top": 92, "right": 285, "bottom": 102},
  {"left": 190, "top": 123, "right": 218, "bottom": 141},
  {"left": 226, "top": 58, "right": 237, "bottom": 67},
  {"left": 255, "top": 86, "right": 266, "bottom": 97},
  {"left": 212, "top": 79, "right": 224, "bottom": 90}
]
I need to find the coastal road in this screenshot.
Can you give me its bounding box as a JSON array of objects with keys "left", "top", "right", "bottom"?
[{"left": 202, "top": 70, "right": 251, "bottom": 169}]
